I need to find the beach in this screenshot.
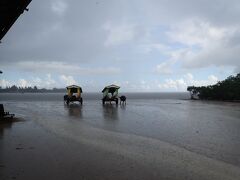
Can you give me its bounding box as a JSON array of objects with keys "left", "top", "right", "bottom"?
[{"left": 1, "top": 93, "right": 240, "bottom": 180}]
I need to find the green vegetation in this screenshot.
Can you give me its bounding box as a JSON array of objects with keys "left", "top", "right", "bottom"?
[
  {"left": 0, "top": 85, "right": 65, "bottom": 93},
  {"left": 187, "top": 73, "right": 240, "bottom": 101}
]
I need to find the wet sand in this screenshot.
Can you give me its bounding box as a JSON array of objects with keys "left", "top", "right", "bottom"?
[{"left": 1, "top": 96, "right": 240, "bottom": 180}]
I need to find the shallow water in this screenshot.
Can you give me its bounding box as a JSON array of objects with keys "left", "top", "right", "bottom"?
[{"left": 0, "top": 92, "right": 189, "bottom": 101}]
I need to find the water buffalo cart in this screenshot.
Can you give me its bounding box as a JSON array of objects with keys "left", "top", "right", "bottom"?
[
  {"left": 102, "top": 84, "right": 120, "bottom": 105},
  {"left": 64, "top": 85, "right": 83, "bottom": 105}
]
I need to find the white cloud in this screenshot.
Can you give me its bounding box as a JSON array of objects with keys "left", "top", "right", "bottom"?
[
  {"left": 158, "top": 73, "right": 219, "bottom": 91},
  {"left": 103, "top": 22, "right": 136, "bottom": 46},
  {"left": 0, "top": 79, "right": 11, "bottom": 88},
  {"left": 184, "top": 73, "right": 218, "bottom": 86},
  {"left": 60, "top": 75, "right": 77, "bottom": 86},
  {"left": 0, "top": 73, "right": 219, "bottom": 92},
  {"left": 10, "top": 61, "right": 121, "bottom": 76},
  {"left": 116, "top": 80, "right": 152, "bottom": 92},
  {"left": 167, "top": 19, "right": 228, "bottom": 47},
  {"left": 140, "top": 80, "right": 151, "bottom": 90},
  {"left": 32, "top": 77, "right": 42, "bottom": 85},
  {"left": 139, "top": 43, "right": 170, "bottom": 54},
  {"left": 51, "top": 0, "right": 68, "bottom": 16},
  {"left": 166, "top": 18, "right": 240, "bottom": 71},
  {"left": 31, "top": 74, "right": 57, "bottom": 89},
  {"left": 158, "top": 78, "right": 187, "bottom": 90},
  {"left": 18, "top": 79, "right": 31, "bottom": 87},
  {"left": 45, "top": 74, "right": 56, "bottom": 88},
  {"left": 155, "top": 62, "right": 173, "bottom": 75}
]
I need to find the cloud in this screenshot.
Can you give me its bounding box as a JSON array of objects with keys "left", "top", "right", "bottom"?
[
  {"left": 0, "top": 79, "right": 32, "bottom": 88},
  {"left": 138, "top": 43, "right": 170, "bottom": 54},
  {"left": 1, "top": 0, "right": 240, "bottom": 92},
  {"left": 158, "top": 73, "right": 219, "bottom": 91},
  {"left": 155, "top": 62, "right": 173, "bottom": 75},
  {"left": 140, "top": 0, "right": 240, "bottom": 26},
  {"left": 166, "top": 19, "right": 240, "bottom": 71},
  {"left": 118, "top": 75, "right": 217, "bottom": 92},
  {"left": 18, "top": 79, "right": 31, "bottom": 87},
  {"left": 51, "top": 0, "right": 68, "bottom": 16},
  {"left": 167, "top": 19, "right": 228, "bottom": 47},
  {"left": 45, "top": 74, "right": 57, "bottom": 88},
  {"left": 30, "top": 74, "right": 57, "bottom": 89},
  {"left": 158, "top": 78, "right": 186, "bottom": 90},
  {"left": 103, "top": 22, "right": 136, "bottom": 46},
  {"left": 0, "top": 73, "right": 219, "bottom": 92},
  {"left": 4, "top": 61, "right": 121, "bottom": 76},
  {"left": 184, "top": 73, "right": 218, "bottom": 86},
  {"left": 0, "top": 79, "right": 12, "bottom": 88},
  {"left": 60, "top": 75, "right": 77, "bottom": 85}
]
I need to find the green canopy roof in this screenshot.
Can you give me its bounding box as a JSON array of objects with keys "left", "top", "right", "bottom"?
[{"left": 102, "top": 84, "right": 120, "bottom": 93}]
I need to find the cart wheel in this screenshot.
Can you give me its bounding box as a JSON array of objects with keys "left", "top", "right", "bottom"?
[{"left": 64, "top": 95, "right": 68, "bottom": 101}]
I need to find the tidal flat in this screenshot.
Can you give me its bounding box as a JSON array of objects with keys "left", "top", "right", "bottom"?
[{"left": 1, "top": 93, "right": 240, "bottom": 180}]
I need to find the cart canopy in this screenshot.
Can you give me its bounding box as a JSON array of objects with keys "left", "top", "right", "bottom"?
[
  {"left": 66, "top": 85, "right": 82, "bottom": 93},
  {"left": 102, "top": 84, "right": 120, "bottom": 94}
]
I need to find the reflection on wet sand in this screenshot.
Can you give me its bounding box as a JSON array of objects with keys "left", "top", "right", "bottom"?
[
  {"left": 64, "top": 103, "right": 83, "bottom": 118},
  {"left": 0, "top": 118, "right": 22, "bottom": 136},
  {"left": 102, "top": 104, "right": 119, "bottom": 121},
  {"left": 0, "top": 122, "right": 12, "bottom": 136},
  {"left": 120, "top": 103, "right": 126, "bottom": 110}
]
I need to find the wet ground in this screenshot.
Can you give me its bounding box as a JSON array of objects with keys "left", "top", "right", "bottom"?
[{"left": 0, "top": 94, "right": 240, "bottom": 179}]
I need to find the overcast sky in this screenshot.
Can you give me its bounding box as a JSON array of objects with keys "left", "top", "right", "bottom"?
[{"left": 1, "top": 0, "right": 240, "bottom": 92}]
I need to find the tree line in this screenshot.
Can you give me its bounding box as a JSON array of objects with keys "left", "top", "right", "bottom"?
[
  {"left": 187, "top": 73, "right": 240, "bottom": 101},
  {"left": 0, "top": 85, "right": 65, "bottom": 93}
]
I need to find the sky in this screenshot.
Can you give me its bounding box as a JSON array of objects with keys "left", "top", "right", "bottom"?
[{"left": 0, "top": 0, "right": 240, "bottom": 92}]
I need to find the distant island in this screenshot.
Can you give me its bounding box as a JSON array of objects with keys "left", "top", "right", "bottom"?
[
  {"left": 187, "top": 73, "right": 240, "bottom": 101},
  {"left": 0, "top": 85, "right": 65, "bottom": 93}
]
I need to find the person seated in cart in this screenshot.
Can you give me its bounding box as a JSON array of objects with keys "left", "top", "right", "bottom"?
[
  {"left": 102, "top": 84, "right": 120, "bottom": 105},
  {"left": 64, "top": 85, "right": 83, "bottom": 105}
]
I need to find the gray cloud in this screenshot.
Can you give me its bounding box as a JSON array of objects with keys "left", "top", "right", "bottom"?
[
  {"left": 1, "top": 0, "right": 240, "bottom": 82},
  {"left": 0, "top": 0, "right": 150, "bottom": 67},
  {"left": 166, "top": 19, "right": 240, "bottom": 71},
  {"left": 143, "top": 0, "right": 240, "bottom": 26},
  {"left": 2, "top": 61, "right": 121, "bottom": 76}
]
